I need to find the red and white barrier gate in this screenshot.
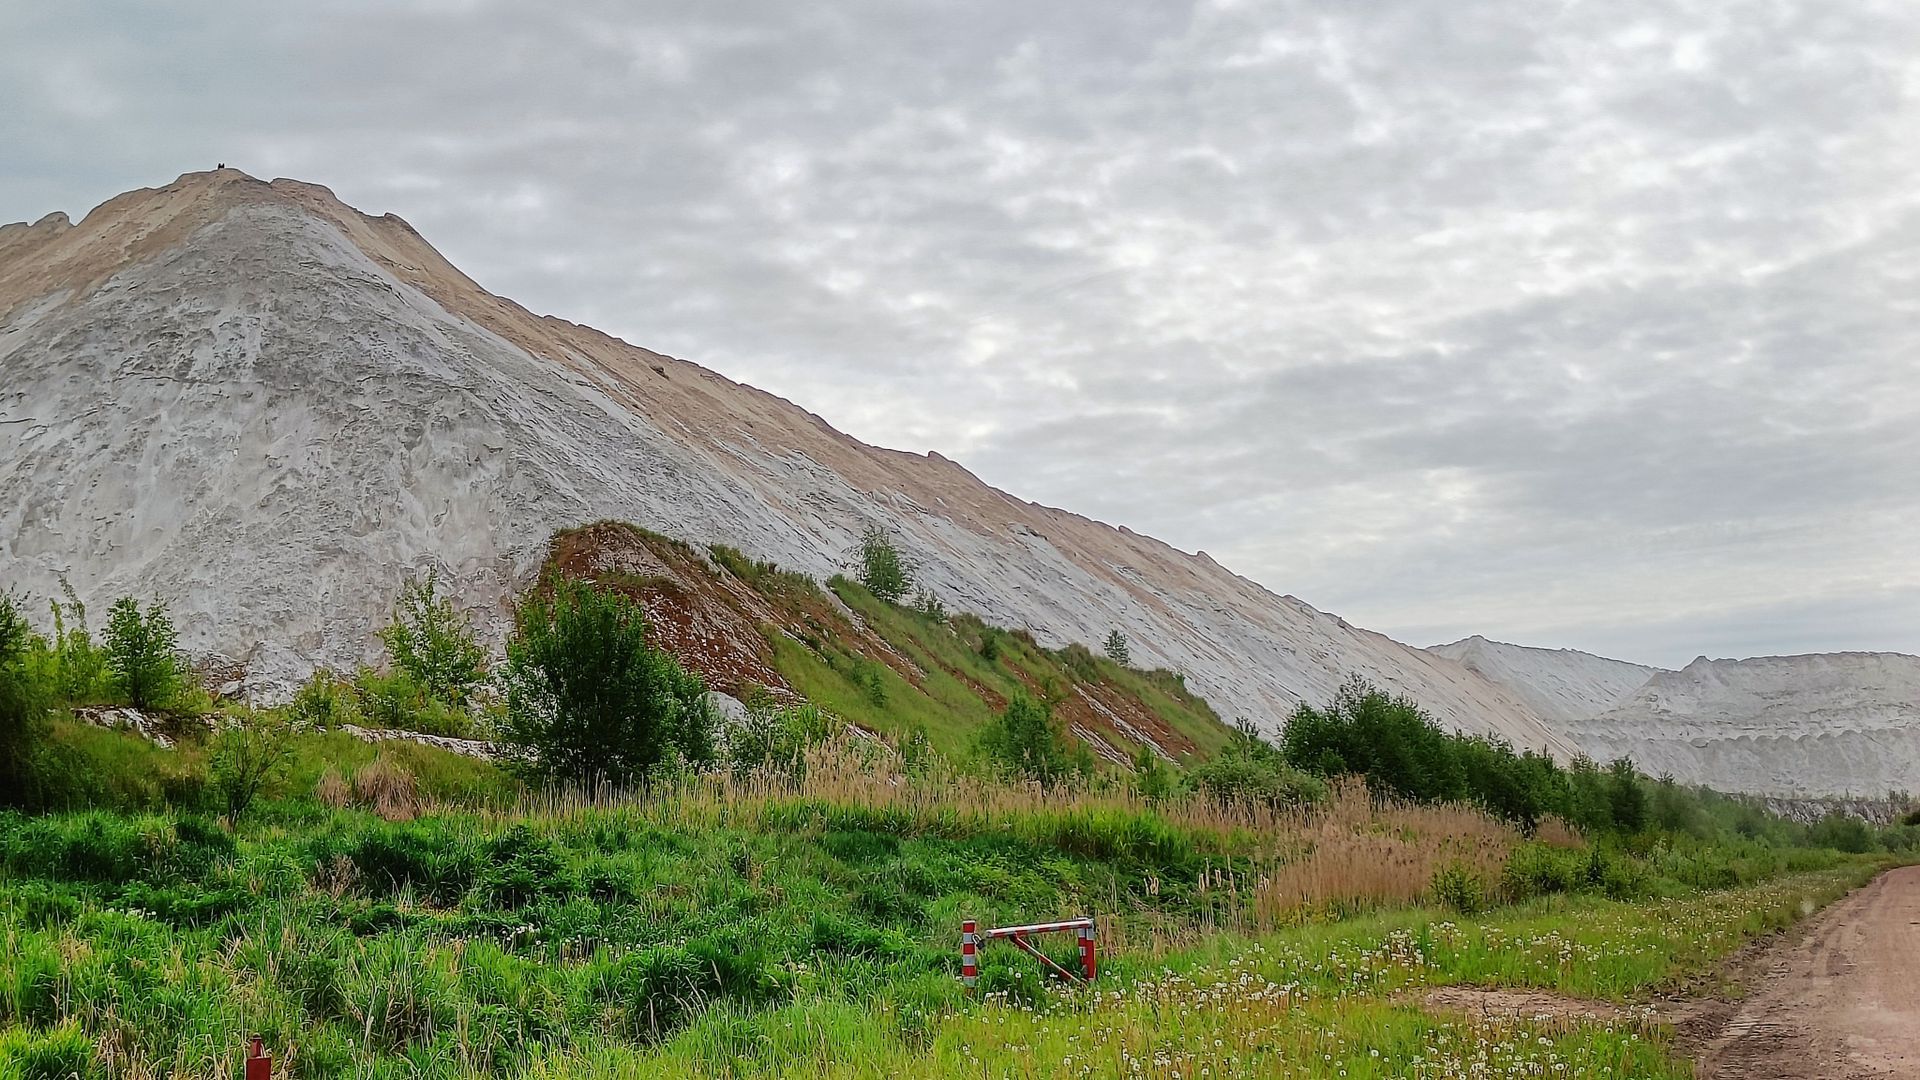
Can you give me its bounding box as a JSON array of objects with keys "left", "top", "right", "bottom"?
[{"left": 961, "top": 916, "right": 1096, "bottom": 991}]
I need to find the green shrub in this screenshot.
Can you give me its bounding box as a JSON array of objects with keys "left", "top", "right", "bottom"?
[
  {"left": 1499, "top": 843, "right": 1579, "bottom": 902},
  {"left": 0, "top": 591, "right": 54, "bottom": 806},
  {"left": 726, "top": 690, "right": 832, "bottom": 780},
  {"left": 102, "top": 597, "right": 184, "bottom": 711},
  {"left": 1191, "top": 720, "right": 1325, "bottom": 809},
  {"left": 1102, "top": 630, "right": 1130, "bottom": 666},
  {"left": 1430, "top": 860, "right": 1487, "bottom": 915},
  {"left": 977, "top": 695, "right": 1071, "bottom": 786},
  {"left": 1131, "top": 745, "right": 1178, "bottom": 805},
  {"left": 208, "top": 714, "right": 293, "bottom": 821},
  {"left": 977, "top": 627, "right": 1003, "bottom": 662},
  {"left": 855, "top": 526, "right": 912, "bottom": 604},
  {"left": 379, "top": 569, "right": 487, "bottom": 711},
  {"left": 500, "top": 575, "right": 717, "bottom": 785},
  {"left": 1808, "top": 812, "right": 1875, "bottom": 854},
  {"left": 351, "top": 667, "right": 472, "bottom": 737},
  {"left": 287, "top": 669, "right": 360, "bottom": 729},
  {"left": 46, "top": 583, "right": 108, "bottom": 704}
]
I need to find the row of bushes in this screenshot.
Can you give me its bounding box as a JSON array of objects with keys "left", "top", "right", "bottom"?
[{"left": 1277, "top": 676, "right": 1915, "bottom": 852}]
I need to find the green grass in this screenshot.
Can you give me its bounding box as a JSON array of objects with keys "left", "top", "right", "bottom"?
[
  {"left": 520, "top": 863, "right": 1883, "bottom": 1078},
  {"left": 0, "top": 718, "right": 1897, "bottom": 1080},
  {"left": 757, "top": 577, "right": 1227, "bottom": 763}
]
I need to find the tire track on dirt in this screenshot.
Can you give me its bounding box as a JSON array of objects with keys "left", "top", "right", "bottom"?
[{"left": 1692, "top": 866, "right": 1920, "bottom": 1079}]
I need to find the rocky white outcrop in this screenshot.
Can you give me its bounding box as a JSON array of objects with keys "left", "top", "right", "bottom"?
[
  {"left": 1425, "top": 636, "right": 1661, "bottom": 729},
  {"left": 0, "top": 170, "right": 1574, "bottom": 754}
]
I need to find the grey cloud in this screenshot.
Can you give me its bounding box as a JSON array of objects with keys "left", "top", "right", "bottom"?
[{"left": 4, "top": 0, "right": 1917, "bottom": 668}]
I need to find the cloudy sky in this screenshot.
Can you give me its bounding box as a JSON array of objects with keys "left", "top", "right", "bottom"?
[{"left": 5, "top": 0, "right": 1918, "bottom": 668}]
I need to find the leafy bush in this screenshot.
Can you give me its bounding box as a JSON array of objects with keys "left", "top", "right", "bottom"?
[
  {"left": 1808, "top": 812, "right": 1875, "bottom": 854},
  {"left": 1430, "top": 860, "right": 1487, "bottom": 914},
  {"left": 855, "top": 526, "right": 912, "bottom": 604},
  {"left": 500, "top": 575, "right": 717, "bottom": 785},
  {"left": 102, "top": 597, "right": 183, "bottom": 710},
  {"left": 288, "top": 669, "right": 360, "bottom": 730},
  {"left": 46, "top": 582, "right": 107, "bottom": 704},
  {"left": 1132, "top": 745, "right": 1178, "bottom": 805},
  {"left": 1499, "top": 843, "right": 1580, "bottom": 902},
  {"left": 1281, "top": 677, "right": 1467, "bottom": 804},
  {"left": 350, "top": 667, "right": 472, "bottom": 737},
  {"left": 977, "top": 627, "right": 1003, "bottom": 662},
  {"left": 1191, "top": 720, "right": 1324, "bottom": 809},
  {"left": 726, "top": 689, "right": 832, "bottom": 780},
  {"left": 0, "top": 591, "right": 53, "bottom": 806},
  {"left": 208, "top": 714, "right": 293, "bottom": 821},
  {"left": 977, "top": 694, "right": 1073, "bottom": 786},
  {"left": 379, "top": 569, "right": 487, "bottom": 710},
  {"left": 909, "top": 589, "right": 947, "bottom": 622},
  {"left": 1102, "top": 630, "right": 1130, "bottom": 666}
]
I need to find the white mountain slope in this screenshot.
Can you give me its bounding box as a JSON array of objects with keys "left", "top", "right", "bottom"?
[
  {"left": 0, "top": 169, "right": 1574, "bottom": 754},
  {"left": 1565, "top": 653, "right": 1920, "bottom": 798},
  {"left": 1425, "top": 636, "right": 1662, "bottom": 729}
]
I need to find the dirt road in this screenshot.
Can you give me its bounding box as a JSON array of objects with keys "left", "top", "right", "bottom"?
[{"left": 1693, "top": 865, "right": 1920, "bottom": 1078}]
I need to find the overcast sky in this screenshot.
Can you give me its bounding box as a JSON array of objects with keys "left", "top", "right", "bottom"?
[{"left": 5, "top": 0, "right": 1917, "bottom": 668}]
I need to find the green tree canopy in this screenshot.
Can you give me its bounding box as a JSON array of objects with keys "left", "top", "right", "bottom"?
[
  {"left": 379, "top": 568, "right": 488, "bottom": 709},
  {"left": 103, "top": 597, "right": 183, "bottom": 710},
  {"left": 500, "top": 576, "right": 716, "bottom": 786},
  {"left": 856, "top": 525, "right": 913, "bottom": 604}
]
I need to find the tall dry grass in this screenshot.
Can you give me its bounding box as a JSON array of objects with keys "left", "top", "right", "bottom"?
[{"left": 509, "top": 735, "right": 1544, "bottom": 935}]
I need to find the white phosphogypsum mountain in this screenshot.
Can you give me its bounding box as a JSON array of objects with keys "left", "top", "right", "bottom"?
[
  {"left": 0, "top": 169, "right": 1575, "bottom": 755},
  {"left": 1565, "top": 653, "right": 1920, "bottom": 798},
  {"left": 1423, "top": 637, "right": 1920, "bottom": 798},
  {"left": 1425, "top": 636, "right": 1662, "bottom": 729}
]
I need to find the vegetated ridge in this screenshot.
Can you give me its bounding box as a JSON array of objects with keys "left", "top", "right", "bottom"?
[{"left": 0, "top": 169, "right": 1571, "bottom": 753}]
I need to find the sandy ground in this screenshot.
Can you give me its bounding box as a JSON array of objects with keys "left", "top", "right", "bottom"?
[{"left": 1691, "top": 866, "right": 1920, "bottom": 1078}]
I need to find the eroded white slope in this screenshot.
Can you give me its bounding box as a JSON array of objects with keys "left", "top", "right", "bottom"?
[
  {"left": 1566, "top": 653, "right": 1920, "bottom": 796},
  {"left": 0, "top": 171, "right": 1574, "bottom": 753},
  {"left": 1425, "top": 636, "right": 1661, "bottom": 728}
]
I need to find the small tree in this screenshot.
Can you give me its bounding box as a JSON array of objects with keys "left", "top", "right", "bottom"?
[
  {"left": 978, "top": 693, "right": 1070, "bottom": 785},
  {"left": 103, "top": 597, "right": 183, "bottom": 710},
  {"left": 1103, "top": 630, "right": 1131, "bottom": 666},
  {"left": 1131, "top": 744, "right": 1176, "bottom": 805},
  {"left": 856, "top": 525, "right": 912, "bottom": 604},
  {"left": 48, "top": 579, "right": 107, "bottom": 702},
  {"left": 1193, "top": 718, "right": 1325, "bottom": 808},
  {"left": 379, "top": 569, "right": 487, "bottom": 710},
  {"left": 500, "top": 576, "right": 717, "bottom": 785},
  {"left": 209, "top": 714, "right": 292, "bottom": 822},
  {"left": 0, "top": 591, "right": 53, "bottom": 805}
]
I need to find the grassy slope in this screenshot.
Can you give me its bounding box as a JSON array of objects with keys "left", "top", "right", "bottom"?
[
  {"left": 548, "top": 521, "right": 1231, "bottom": 763},
  {"left": 763, "top": 575, "right": 1229, "bottom": 761}
]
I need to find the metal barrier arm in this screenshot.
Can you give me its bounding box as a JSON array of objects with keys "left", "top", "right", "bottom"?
[
  {"left": 980, "top": 917, "right": 1093, "bottom": 940},
  {"left": 1006, "top": 933, "right": 1085, "bottom": 982},
  {"left": 963, "top": 916, "right": 1097, "bottom": 990}
]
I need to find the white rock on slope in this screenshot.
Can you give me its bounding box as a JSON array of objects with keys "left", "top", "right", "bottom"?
[
  {"left": 1564, "top": 653, "right": 1920, "bottom": 797},
  {"left": 1425, "top": 635, "right": 1662, "bottom": 729},
  {"left": 0, "top": 169, "right": 1574, "bottom": 754}
]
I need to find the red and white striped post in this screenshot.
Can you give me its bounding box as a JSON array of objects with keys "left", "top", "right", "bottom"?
[
  {"left": 245, "top": 1036, "right": 272, "bottom": 1080},
  {"left": 961, "top": 919, "right": 979, "bottom": 992},
  {"left": 1077, "top": 920, "right": 1096, "bottom": 982}
]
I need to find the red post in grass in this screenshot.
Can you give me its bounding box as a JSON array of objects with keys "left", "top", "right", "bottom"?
[
  {"left": 245, "top": 1036, "right": 271, "bottom": 1080},
  {"left": 961, "top": 919, "right": 979, "bottom": 992},
  {"left": 1078, "top": 920, "right": 1096, "bottom": 982}
]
